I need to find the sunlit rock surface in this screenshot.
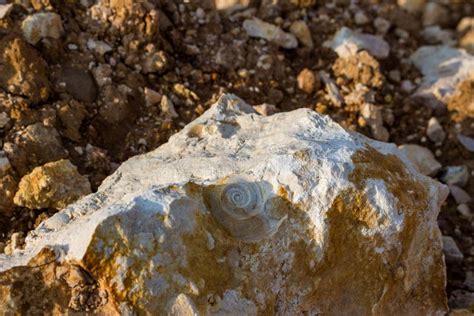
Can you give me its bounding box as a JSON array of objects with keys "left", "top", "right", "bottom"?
[{"left": 0, "top": 94, "right": 448, "bottom": 315}]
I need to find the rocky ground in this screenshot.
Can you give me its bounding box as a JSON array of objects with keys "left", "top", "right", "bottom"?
[{"left": 0, "top": 0, "right": 472, "bottom": 312}]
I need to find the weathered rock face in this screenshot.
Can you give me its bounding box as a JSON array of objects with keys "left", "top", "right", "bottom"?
[
  {"left": 411, "top": 46, "right": 474, "bottom": 111},
  {"left": 14, "top": 159, "right": 91, "bottom": 210},
  {"left": 0, "top": 95, "right": 449, "bottom": 315},
  {"left": 0, "top": 36, "right": 50, "bottom": 104}
]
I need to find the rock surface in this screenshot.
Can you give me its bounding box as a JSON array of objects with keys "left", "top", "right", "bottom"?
[
  {"left": 411, "top": 46, "right": 474, "bottom": 111},
  {"left": 0, "top": 95, "right": 449, "bottom": 314},
  {"left": 22, "top": 12, "right": 63, "bottom": 45},
  {"left": 243, "top": 18, "right": 298, "bottom": 49},
  {"left": 399, "top": 144, "right": 442, "bottom": 176},
  {"left": 13, "top": 159, "right": 91, "bottom": 210},
  {"left": 330, "top": 27, "right": 390, "bottom": 59},
  {"left": 0, "top": 36, "right": 50, "bottom": 104},
  {"left": 3, "top": 123, "right": 68, "bottom": 176}
]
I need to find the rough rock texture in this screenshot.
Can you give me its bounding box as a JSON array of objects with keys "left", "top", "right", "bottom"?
[
  {"left": 332, "top": 51, "right": 384, "bottom": 88},
  {"left": 0, "top": 36, "right": 50, "bottom": 104},
  {"left": 13, "top": 159, "right": 91, "bottom": 210},
  {"left": 22, "top": 12, "right": 63, "bottom": 45},
  {"left": 411, "top": 46, "right": 474, "bottom": 111},
  {"left": 399, "top": 144, "right": 442, "bottom": 177},
  {"left": 3, "top": 123, "right": 68, "bottom": 176},
  {"left": 243, "top": 18, "right": 298, "bottom": 49},
  {"left": 330, "top": 27, "right": 390, "bottom": 59},
  {"left": 0, "top": 95, "right": 449, "bottom": 315}
]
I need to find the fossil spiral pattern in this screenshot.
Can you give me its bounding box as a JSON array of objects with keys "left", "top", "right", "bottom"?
[{"left": 203, "top": 176, "right": 286, "bottom": 242}]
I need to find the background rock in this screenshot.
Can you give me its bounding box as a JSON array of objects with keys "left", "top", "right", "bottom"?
[
  {"left": 13, "top": 159, "right": 91, "bottom": 210},
  {"left": 0, "top": 36, "right": 50, "bottom": 104}
]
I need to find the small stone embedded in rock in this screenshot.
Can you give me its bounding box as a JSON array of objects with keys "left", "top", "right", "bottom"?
[
  {"left": 440, "top": 166, "right": 470, "bottom": 187},
  {"left": 426, "top": 117, "right": 446, "bottom": 143},
  {"left": 3, "top": 123, "right": 68, "bottom": 176},
  {"left": 0, "top": 155, "right": 10, "bottom": 174},
  {"left": 0, "top": 36, "right": 50, "bottom": 104},
  {"left": 330, "top": 27, "right": 390, "bottom": 59},
  {"left": 58, "top": 66, "right": 98, "bottom": 103},
  {"left": 465, "top": 271, "right": 474, "bottom": 292},
  {"left": 397, "top": 0, "right": 425, "bottom": 13},
  {"left": 457, "top": 204, "right": 472, "bottom": 219},
  {"left": 144, "top": 87, "right": 162, "bottom": 107},
  {"left": 297, "top": 68, "right": 319, "bottom": 94},
  {"left": 399, "top": 144, "right": 442, "bottom": 176},
  {"left": 423, "top": 2, "right": 448, "bottom": 27},
  {"left": 0, "top": 94, "right": 450, "bottom": 315},
  {"left": 0, "top": 175, "right": 16, "bottom": 215},
  {"left": 354, "top": 11, "right": 369, "bottom": 25},
  {"left": 457, "top": 134, "right": 474, "bottom": 153},
  {"left": 319, "top": 71, "right": 343, "bottom": 107},
  {"left": 442, "top": 236, "right": 464, "bottom": 263},
  {"left": 422, "top": 26, "right": 455, "bottom": 46},
  {"left": 360, "top": 103, "right": 389, "bottom": 142},
  {"left": 449, "top": 290, "right": 474, "bottom": 310},
  {"left": 0, "top": 112, "right": 9, "bottom": 128},
  {"left": 87, "top": 39, "right": 113, "bottom": 56},
  {"left": 253, "top": 103, "right": 277, "bottom": 116},
  {"left": 58, "top": 100, "right": 87, "bottom": 142},
  {"left": 22, "top": 12, "right": 64, "bottom": 45},
  {"left": 141, "top": 50, "right": 169, "bottom": 74},
  {"left": 374, "top": 17, "right": 391, "bottom": 35},
  {"left": 0, "top": 4, "right": 13, "bottom": 20},
  {"left": 160, "top": 95, "right": 179, "bottom": 118},
  {"left": 243, "top": 18, "right": 298, "bottom": 49},
  {"left": 13, "top": 159, "right": 91, "bottom": 210},
  {"left": 214, "top": 0, "right": 249, "bottom": 12},
  {"left": 449, "top": 185, "right": 472, "bottom": 205},
  {"left": 289, "top": 20, "right": 313, "bottom": 48}
]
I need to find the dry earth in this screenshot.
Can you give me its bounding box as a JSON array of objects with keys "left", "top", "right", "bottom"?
[{"left": 0, "top": 0, "right": 473, "bottom": 312}]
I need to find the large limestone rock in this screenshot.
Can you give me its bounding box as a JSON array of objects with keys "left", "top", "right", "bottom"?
[{"left": 0, "top": 95, "right": 449, "bottom": 314}]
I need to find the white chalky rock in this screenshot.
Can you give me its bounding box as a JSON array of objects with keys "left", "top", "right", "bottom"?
[
  {"left": 22, "top": 12, "right": 64, "bottom": 45},
  {"left": 330, "top": 27, "right": 390, "bottom": 59},
  {"left": 0, "top": 94, "right": 449, "bottom": 314},
  {"left": 243, "top": 18, "right": 298, "bottom": 49},
  {"left": 411, "top": 46, "right": 474, "bottom": 110}
]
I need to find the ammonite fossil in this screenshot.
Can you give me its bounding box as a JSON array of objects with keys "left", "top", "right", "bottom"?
[{"left": 203, "top": 176, "right": 287, "bottom": 242}]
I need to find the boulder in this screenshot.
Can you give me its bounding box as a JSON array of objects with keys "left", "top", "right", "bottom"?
[{"left": 0, "top": 95, "right": 449, "bottom": 315}]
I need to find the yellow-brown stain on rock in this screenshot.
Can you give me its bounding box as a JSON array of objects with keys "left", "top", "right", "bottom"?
[
  {"left": 293, "top": 145, "right": 447, "bottom": 315},
  {"left": 81, "top": 147, "right": 447, "bottom": 315}
]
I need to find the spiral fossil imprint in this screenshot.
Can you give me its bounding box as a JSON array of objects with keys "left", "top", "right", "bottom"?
[{"left": 203, "top": 176, "right": 287, "bottom": 242}]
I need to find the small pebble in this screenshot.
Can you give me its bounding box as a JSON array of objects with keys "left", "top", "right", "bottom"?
[
  {"left": 426, "top": 117, "right": 446, "bottom": 143},
  {"left": 442, "top": 236, "right": 464, "bottom": 263}
]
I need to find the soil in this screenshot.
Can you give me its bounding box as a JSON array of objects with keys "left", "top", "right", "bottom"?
[{"left": 0, "top": 0, "right": 473, "bottom": 312}]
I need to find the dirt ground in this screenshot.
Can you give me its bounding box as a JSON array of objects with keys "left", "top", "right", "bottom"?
[{"left": 0, "top": 0, "right": 473, "bottom": 311}]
